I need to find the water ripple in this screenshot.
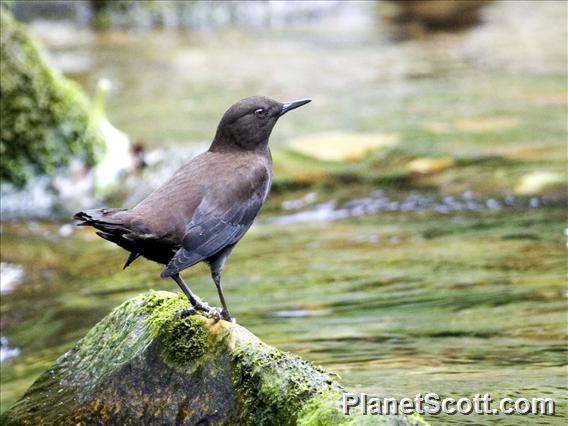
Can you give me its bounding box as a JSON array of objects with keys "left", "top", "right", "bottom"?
[{"left": 267, "top": 191, "right": 565, "bottom": 225}]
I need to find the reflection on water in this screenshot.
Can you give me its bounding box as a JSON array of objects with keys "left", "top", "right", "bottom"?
[{"left": 0, "top": 263, "right": 25, "bottom": 295}]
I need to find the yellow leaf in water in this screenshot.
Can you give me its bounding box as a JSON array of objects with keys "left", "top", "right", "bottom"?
[
  {"left": 423, "top": 121, "right": 452, "bottom": 134},
  {"left": 515, "top": 171, "right": 566, "bottom": 195},
  {"left": 407, "top": 157, "right": 455, "bottom": 174},
  {"left": 288, "top": 132, "right": 399, "bottom": 162},
  {"left": 454, "top": 117, "right": 519, "bottom": 132}
]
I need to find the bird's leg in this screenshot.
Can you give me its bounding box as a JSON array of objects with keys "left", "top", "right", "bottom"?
[
  {"left": 212, "top": 271, "right": 233, "bottom": 322},
  {"left": 171, "top": 273, "right": 212, "bottom": 314}
]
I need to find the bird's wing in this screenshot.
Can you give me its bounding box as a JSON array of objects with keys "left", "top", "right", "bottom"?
[{"left": 160, "top": 190, "right": 264, "bottom": 278}]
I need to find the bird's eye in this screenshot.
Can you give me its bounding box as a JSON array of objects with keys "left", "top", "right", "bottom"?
[{"left": 254, "top": 108, "right": 267, "bottom": 118}]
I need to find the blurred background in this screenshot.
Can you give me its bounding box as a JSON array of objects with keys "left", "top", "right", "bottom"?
[{"left": 1, "top": 1, "right": 566, "bottom": 424}]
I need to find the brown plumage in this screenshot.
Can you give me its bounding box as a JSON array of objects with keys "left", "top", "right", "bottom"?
[{"left": 74, "top": 96, "right": 311, "bottom": 321}]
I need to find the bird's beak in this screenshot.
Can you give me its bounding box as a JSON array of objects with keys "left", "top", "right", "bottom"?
[{"left": 280, "top": 99, "right": 311, "bottom": 116}]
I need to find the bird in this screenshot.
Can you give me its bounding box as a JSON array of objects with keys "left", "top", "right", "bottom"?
[{"left": 74, "top": 96, "right": 311, "bottom": 321}]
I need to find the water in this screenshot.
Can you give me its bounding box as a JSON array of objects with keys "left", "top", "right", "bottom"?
[
  {"left": 1, "top": 205, "right": 566, "bottom": 424},
  {"left": 0, "top": 337, "right": 21, "bottom": 364},
  {"left": 267, "top": 190, "right": 563, "bottom": 225},
  {"left": 1, "top": 1, "right": 567, "bottom": 424}
]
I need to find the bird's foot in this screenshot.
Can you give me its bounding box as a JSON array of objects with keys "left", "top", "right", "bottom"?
[
  {"left": 193, "top": 300, "right": 213, "bottom": 313},
  {"left": 176, "top": 307, "right": 198, "bottom": 319},
  {"left": 176, "top": 301, "right": 214, "bottom": 319}
]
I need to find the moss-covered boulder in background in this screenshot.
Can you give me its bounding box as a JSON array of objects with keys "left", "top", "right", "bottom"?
[
  {"left": 1, "top": 291, "right": 426, "bottom": 425},
  {"left": 0, "top": 7, "right": 104, "bottom": 187}
]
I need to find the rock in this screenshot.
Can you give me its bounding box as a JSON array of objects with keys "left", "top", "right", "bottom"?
[
  {"left": 0, "top": 8, "right": 136, "bottom": 218},
  {"left": 1, "top": 291, "right": 425, "bottom": 425},
  {"left": 0, "top": 8, "right": 105, "bottom": 187}
]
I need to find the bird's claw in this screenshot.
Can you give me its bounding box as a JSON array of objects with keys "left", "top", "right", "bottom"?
[
  {"left": 198, "top": 306, "right": 235, "bottom": 323},
  {"left": 220, "top": 309, "right": 235, "bottom": 323},
  {"left": 207, "top": 307, "right": 223, "bottom": 321},
  {"left": 207, "top": 307, "right": 234, "bottom": 322},
  {"left": 175, "top": 303, "right": 234, "bottom": 323}
]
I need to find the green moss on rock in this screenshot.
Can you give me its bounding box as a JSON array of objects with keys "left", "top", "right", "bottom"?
[
  {"left": 1, "top": 291, "right": 426, "bottom": 425},
  {"left": 297, "top": 390, "right": 348, "bottom": 426},
  {"left": 0, "top": 8, "right": 105, "bottom": 186},
  {"left": 231, "top": 338, "right": 340, "bottom": 425},
  {"left": 143, "top": 291, "right": 210, "bottom": 370}
]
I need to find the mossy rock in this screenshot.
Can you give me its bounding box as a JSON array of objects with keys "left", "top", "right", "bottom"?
[
  {"left": 1, "top": 291, "right": 425, "bottom": 425},
  {"left": 0, "top": 8, "right": 104, "bottom": 187}
]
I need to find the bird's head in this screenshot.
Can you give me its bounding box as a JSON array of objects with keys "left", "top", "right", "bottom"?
[{"left": 211, "top": 96, "right": 311, "bottom": 152}]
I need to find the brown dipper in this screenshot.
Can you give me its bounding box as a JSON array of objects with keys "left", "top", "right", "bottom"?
[{"left": 74, "top": 96, "right": 311, "bottom": 321}]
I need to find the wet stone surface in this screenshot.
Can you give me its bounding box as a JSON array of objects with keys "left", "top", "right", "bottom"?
[{"left": 0, "top": 292, "right": 423, "bottom": 426}]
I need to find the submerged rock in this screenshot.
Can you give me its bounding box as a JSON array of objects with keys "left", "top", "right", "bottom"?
[
  {"left": 1, "top": 291, "right": 424, "bottom": 425},
  {"left": 381, "top": 0, "right": 493, "bottom": 36}
]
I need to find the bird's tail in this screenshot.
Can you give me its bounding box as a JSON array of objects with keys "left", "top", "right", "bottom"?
[
  {"left": 74, "top": 208, "right": 141, "bottom": 268},
  {"left": 73, "top": 208, "right": 127, "bottom": 228}
]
